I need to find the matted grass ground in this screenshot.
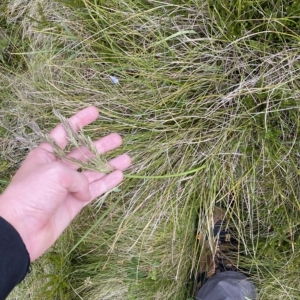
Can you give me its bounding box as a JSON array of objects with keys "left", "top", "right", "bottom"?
[{"left": 1, "top": 0, "right": 300, "bottom": 299}]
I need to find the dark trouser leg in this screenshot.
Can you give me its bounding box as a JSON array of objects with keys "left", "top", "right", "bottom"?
[{"left": 195, "top": 271, "right": 256, "bottom": 300}]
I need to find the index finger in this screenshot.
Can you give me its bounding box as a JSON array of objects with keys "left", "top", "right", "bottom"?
[{"left": 40, "top": 106, "right": 99, "bottom": 152}]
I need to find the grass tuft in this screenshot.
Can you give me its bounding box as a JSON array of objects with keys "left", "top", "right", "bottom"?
[{"left": 1, "top": 0, "right": 300, "bottom": 299}]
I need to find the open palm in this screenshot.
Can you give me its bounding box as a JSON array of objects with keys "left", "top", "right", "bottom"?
[{"left": 0, "top": 107, "right": 131, "bottom": 261}]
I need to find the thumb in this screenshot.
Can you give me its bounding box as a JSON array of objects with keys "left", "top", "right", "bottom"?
[
  {"left": 56, "top": 165, "right": 91, "bottom": 202},
  {"left": 22, "top": 147, "right": 57, "bottom": 168}
]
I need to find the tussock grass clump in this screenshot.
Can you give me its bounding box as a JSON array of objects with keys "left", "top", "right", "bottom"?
[{"left": 1, "top": 0, "right": 300, "bottom": 299}]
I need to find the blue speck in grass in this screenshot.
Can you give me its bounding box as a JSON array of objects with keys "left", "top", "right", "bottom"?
[{"left": 109, "top": 76, "right": 119, "bottom": 84}]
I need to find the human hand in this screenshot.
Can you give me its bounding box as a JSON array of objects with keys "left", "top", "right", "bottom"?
[{"left": 0, "top": 107, "right": 131, "bottom": 261}]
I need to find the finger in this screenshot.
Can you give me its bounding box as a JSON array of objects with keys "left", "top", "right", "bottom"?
[
  {"left": 63, "top": 133, "right": 123, "bottom": 170},
  {"left": 88, "top": 170, "right": 124, "bottom": 201},
  {"left": 50, "top": 170, "right": 124, "bottom": 239},
  {"left": 83, "top": 154, "right": 131, "bottom": 183},
  {"left": 39, "top": 106, "right": 99, "bottom": 152},
  {"left": 56, "top": 166, "right": 91, "bottom": 202}
]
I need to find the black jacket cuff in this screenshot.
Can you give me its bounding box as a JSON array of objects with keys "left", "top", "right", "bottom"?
[{"left": 0, "top": 216, "right": 30, "bottom": 299}]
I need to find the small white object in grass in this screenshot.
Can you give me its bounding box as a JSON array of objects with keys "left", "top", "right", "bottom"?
[{"left": 109, "top": 75, "right": 119, "bottom": 84}]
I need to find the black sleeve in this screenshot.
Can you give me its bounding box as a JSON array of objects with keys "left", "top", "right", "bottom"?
[{"left": 0, "top": 216, "right": 30, "bottom": 300}]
